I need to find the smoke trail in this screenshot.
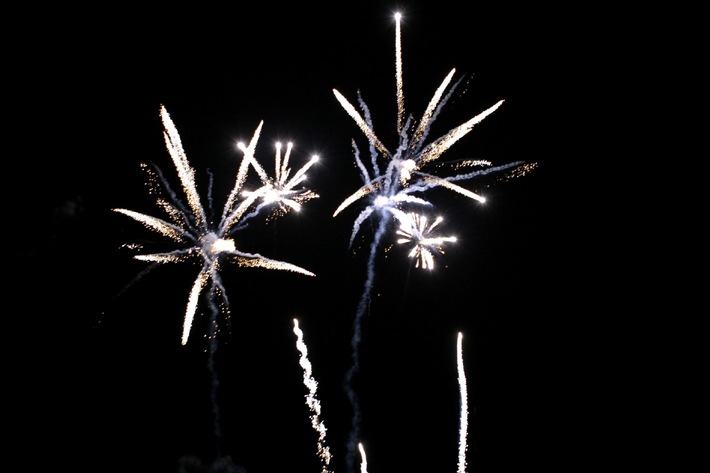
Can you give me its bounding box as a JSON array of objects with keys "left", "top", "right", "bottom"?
[
  {"left": 457, "top": 332, "right": 469, "bottom": 473},
  {"left": 344, "top": 217, "right": 389, "bottom": 473},
  {"left": 207, "top": 284, "right": 223, "bottom": 459},
  {"left": 293, "top": 318, "right": 333, "bottom": 473}
]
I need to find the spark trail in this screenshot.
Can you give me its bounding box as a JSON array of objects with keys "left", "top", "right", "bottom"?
[
  {"left": 114, "top": 105, "right": 318, "bottom": 455},
  {"left": 293, "top": 318, "right": 333, "bottom": 473},
  {"left": 457, "top": 332, "right": 469, "bottom": 473},
  {"left": 358, "top": 442, "right": 369, "bottom": 473},
  {"left": 333, "top": 13, "right": 536, "bottom": 473}
]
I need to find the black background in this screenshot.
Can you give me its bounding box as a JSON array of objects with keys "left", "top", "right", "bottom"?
[{"left": 5, "top": 2, "right": 609, "bottom": 472}]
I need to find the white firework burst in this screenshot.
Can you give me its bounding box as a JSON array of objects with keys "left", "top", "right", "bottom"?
[
  {"left": 333, "top": 12, "right": 531, "bottom": 249},
  {"left": 240, "top": 140, "right": 320, "bottom": 221},
  {"left": 396, "top": 212, "right": 456, "bottom": 270},
  {"left": 113, "top": 105, "right": 317, "bottom": 346}
]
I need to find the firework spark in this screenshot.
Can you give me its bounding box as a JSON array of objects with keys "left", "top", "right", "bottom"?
[{"left": 113, "top": 105, "right": 317, "bottom": 346}]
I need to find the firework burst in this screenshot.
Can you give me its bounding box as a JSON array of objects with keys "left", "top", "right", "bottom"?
[
  {"left": 396, "top": 212, "right": 457, "bottom": 270},
  {"left": 113, "top": 105, "right": 317, "bottom": 346}
]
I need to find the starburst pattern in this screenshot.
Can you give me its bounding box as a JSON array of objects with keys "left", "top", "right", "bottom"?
[
  {"left": 332, "top": 13, "right": 531, "bottom": 249},
  {"left": 396, "top": 212, "right": 456, "bottom": 270},
  {"left": 113, "top": 105, "right": 316, "bottom": 346},
  {"left": 241, "top": 140, "right": 319, "bottom": 222}
]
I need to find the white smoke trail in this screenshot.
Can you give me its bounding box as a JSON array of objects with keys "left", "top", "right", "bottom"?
[
  {"left": 293, "top": 318, "right": 333, "bottom": 473},
  {"left": 457, "top": 332, "right": 469, "bottom": 473},
  {"left": 344, "top": 214, "right": 390, "bottom": 472}
]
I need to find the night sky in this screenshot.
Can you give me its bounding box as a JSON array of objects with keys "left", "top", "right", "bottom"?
[{"left": 6, "top": 3, "right": 598, "bottom": 472}]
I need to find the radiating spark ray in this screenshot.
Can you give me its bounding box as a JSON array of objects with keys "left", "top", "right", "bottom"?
[
  {"left": 232, "top": 253, "right": 315, "bottom": 276},
  {"left": 284, "top": 154, "right": 319, "bottom": 191},
  {"left": 281, "top": 142, "right": 293, "bottom": 181},
  {"left": 160, "top": 106, "right": 209, "bottom": 230},
  {"left": 223, "top": 120, "right": 264, "bottom": 224},
  {"left": 293, "top": 318, "right": 333, "bottom": 473},
  {"left": 112, "top": 208, "right": 188, "bottom": 242},
  {"left": 395, "top": 12, "right": 404, "bottom": 134},
  {"left": 332, "top": 181, "right": 379, "bottom": 217},
  {"left": 411, "top": 68, "right": 457, "bottom": 148},
  {"left": 333, "top": 89, "right": 390, "bottom": 158},
  {"left": 275, "top": 141, "right": 283, "bottom": 183},
  {"left": 220, "top": 190, "right": 263, "bottom": 235},
  {"left": 418, "top": 174, "right": 487, "bottom": 203},
  {"left": 183, "top": 268, "right": 210, "bottom": 346},
  {"left": 417, "top": 99, "right": 505, "bottom": 166},
  {"left": 133, "top": 251, "right": 190, "bottom": 263}
]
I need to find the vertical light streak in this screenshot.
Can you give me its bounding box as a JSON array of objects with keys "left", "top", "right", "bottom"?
[
  {"left": 275, "top": 141, "right": 283, "bottom": 183},
  {"left": 394, "top": 12, "right": 404, "bottom": 134},
  {"left": 358, "top": 442, "right": 369, "bottom": 473},
  {"left": 457, "top": 331, "right": 469, "bottom": 473},
  {"left": 293, "top": 318, "right": 333, "bottom": 473}
]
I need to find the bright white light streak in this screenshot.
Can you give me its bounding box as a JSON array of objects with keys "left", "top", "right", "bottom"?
[
  {"left": 411, "top": 68, "right": 456, "bottom": 146},
  {"left": 417, "top": 99, "right": 505, "bottom": 167},
  {"left": 293, "top": 318, "right": 333, "bottom": 473},
  {"left": 332, "top": 89, "right": 389, "bottom": 158},
  {"left": 394, "top": 12, "right": 404, "bottom": 134},
  {"left": 457, "top": 332, "right": 469, "bottom": 473},
  {"left": 358, "top": 442, "right": 368, "bottom": 473}
]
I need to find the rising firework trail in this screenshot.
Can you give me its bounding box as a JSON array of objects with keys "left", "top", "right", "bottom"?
[
  {"left": 293, "top": 318, "right": 334, "bottom": 473},
  {"left": 113, "top": 104, "right": 318, "bottom": 456},
  {"left": 333, "top": 13, "right": 536, "bottom": 473},
  {"left": 358, "top": 442, "right": 369, "bottom": 473},
  {"left": 457, "top": 332, "right": 469, "bottom": 473}
]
